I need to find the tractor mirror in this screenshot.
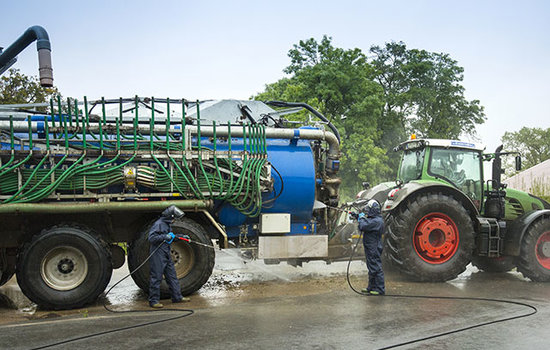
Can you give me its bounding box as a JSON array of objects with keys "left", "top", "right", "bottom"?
[{"left": 515, "top": 155, "right": 522, "bottom": 171}]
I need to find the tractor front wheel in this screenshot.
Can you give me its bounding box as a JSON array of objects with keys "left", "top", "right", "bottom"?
[{"left": 385, "top": 193, "right": 474, "bottom": 281}]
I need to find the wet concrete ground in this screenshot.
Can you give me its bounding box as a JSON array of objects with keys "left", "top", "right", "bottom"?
[{"left": 0, "top": 249, "right": 549, "bottom": 349}]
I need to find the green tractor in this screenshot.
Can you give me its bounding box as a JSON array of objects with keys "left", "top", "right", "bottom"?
[{"left": 360, "top": 138, "right": 550, "bottom": 282}]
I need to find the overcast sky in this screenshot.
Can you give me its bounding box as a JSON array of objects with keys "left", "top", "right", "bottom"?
[{"left": 1, "top": 0, "right": 549, "bottom": 152}]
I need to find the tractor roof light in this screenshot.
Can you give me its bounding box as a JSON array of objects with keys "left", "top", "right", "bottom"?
[{"left": 411, "top": 134, "right": 417, "bottom": 140}]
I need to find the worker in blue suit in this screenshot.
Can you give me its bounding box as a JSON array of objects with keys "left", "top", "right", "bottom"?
[
  {"left": 148, "top": 205, "right": 189, "bottom": 308},
  {"left": 357, "top": 199, "right": 385, "bottom": 295}
]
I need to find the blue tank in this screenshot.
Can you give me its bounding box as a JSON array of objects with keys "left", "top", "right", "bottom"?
[{"left": 210, "top": 136, "right": 316, "bottom": 237}]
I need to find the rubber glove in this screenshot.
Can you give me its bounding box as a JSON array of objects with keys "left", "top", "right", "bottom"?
[
  {"left": 165, "top": 232, "right": 176, "bottom": 244},
  {"left": 358, "top": 213, "right": 366, "bottom": 220}
]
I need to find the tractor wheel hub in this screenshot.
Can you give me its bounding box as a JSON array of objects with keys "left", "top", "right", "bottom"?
[{"left": 539, "top": 241, "right": 550, "bottom": 258}]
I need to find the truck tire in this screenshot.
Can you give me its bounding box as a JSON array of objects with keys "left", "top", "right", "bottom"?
[
  {"left": 471, "top": 256, "right": 516, "bottom": 273},
  {"left": 128, "top": 217, "right": 215, "bottom": 297},
  {"left": 16, "top": 225, "right": 112, "bottom": 310},
  {"left": 386, "top": 193, "right": 474, "bottom": 281},
  {"left": 517, "top": 218, "right": 550, "bottom": 281}
]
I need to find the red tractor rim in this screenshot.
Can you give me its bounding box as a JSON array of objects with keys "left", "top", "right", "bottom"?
[
  {"left": 535, "top": 231, "right": 550, "bottom": 269},
  {"left": 413, "top": 212, "right": 459, "bottom": 264}
]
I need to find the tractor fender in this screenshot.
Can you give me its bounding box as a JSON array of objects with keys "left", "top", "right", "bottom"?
[
  {"left": 357, "top": 181, "right": 395, "bottom": 204},
  {"left": 383, "top": 182, "right": 480, "bottom": 221},
  {"left": 504, "top": 209, "right": 550, "bottom": 256}
]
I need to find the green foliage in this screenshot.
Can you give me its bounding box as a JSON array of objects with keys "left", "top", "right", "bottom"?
[
  {"left": 255, "top": 37, "right": 485, "bottom": 197},
  {"left": 0, "top": 69, "right": 58, "bottom": 108},
  {"left": 370, "top": 42, "right": 485, "bottom": 140},
  {"left": 256, "top": 36, "right": 389, "bottom": 192},
  {"left": 502, "top": 127, "right": 550, "bottom": 175}
]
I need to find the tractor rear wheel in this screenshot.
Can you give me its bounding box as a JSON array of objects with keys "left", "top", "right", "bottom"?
[
  {"left": 386, "top": 193, "right": 474, "bottom": 281},
  {"left": 517, "top": 218, "right": 550, "bottom": 281},
  {"left": 472, "top": 256, "right": 516, "bottom": 273},
  {"left": 128, "top": 217, "right": 215, "bottom": 297}
]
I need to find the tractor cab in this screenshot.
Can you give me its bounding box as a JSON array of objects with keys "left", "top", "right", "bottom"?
[
  {"left": 394, "top": 138, "right": 527, "bottom": 218},
  {"left": 395, "top": 138, "right": 486, "bottom": 209}
]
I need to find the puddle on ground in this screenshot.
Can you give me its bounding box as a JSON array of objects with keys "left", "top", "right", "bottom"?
[{"left": 1, "top": 248, "right": 539, "bottom": 324}]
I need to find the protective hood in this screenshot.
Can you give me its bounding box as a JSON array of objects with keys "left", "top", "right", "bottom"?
[
  {"left": 161, "top": 205, "right": 185, "bottom": 220},
  {"left": 363, "top": 199, "right": 381, "bottom": 217}
]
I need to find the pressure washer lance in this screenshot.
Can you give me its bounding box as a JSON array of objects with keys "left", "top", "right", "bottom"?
[{"left": 175, "top": 234, "right": 216, "bottom": 248}]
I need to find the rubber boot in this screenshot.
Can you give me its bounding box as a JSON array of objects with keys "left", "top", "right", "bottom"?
[{"left": 172, "top": 297, "right": 191, "bottom": 303}]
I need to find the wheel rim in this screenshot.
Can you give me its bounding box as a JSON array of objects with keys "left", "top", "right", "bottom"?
[
  {"left": 171, "top": 241, "right": 195, "bottom": 278},
  {"left": 413, "top": 212, "right": 459, "bottom": 264},
  {"left": 535, "top": 231, "right": 550, "bottom": 269},
  {"left": 40, "top": 246, "right": 88, "bottom": 291}
]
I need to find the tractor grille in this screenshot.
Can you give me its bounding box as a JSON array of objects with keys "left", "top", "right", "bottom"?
[{"left": 507, "top": 198, "right": 525, "bottom": 217}]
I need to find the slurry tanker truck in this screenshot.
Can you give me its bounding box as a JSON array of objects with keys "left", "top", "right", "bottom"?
[
  {"left": 0, "top": 95, "right": 351, "bottom": 309},
  {"left": 0, "top": 26, "right": 352, "bottom": 309}
]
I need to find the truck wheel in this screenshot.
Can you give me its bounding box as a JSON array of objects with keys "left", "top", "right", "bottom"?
[
  {"left": 517, "top": 218, "right": 550, "bottom": 281},
  {"left": 128, "top": 217, "right": 215, "bottom": 297},
  {"left": 472, "top": 256, "right": 516, "bottom": 273},
  {"left": 16, "top": 225, "right": 112, "bottom": 310},
  {"left": 386, "top": 193, "right": 474, "bottom": 281}
]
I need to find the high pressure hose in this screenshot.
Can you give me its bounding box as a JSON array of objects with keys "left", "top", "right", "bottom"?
[{"left": 345, "top": 228, "right": 538, "bottom": 349}]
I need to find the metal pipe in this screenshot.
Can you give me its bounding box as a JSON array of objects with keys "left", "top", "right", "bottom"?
[
  {"left": 189, "top": 125, "right": 341, "bottom": 160},
  {"left": 0, "top": 26, "right": 53, "bottom": 87},
  {"left": 0, "top": 199, "right": 212, "bottom": 214},
  {"left": 200, "top": 209, "right": 228, "bottom": 248},
  {"left": 264, "top": 100, "right": 341, "bottom": 143},
  {"left": 0, "top": 121, "right": 340, "bottom": 160}
]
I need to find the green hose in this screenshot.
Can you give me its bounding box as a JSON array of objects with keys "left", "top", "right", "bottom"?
[{"left": 0, "top": 95, "right": 270, "bottom": 217}]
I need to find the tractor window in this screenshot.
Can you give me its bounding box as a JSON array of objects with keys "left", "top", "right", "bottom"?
[
  {"left": 399, "top": 148, "right": 425, "bottom": 183},
  {"left": 429, "top": 148, "right": 482, "bottom": 203}
]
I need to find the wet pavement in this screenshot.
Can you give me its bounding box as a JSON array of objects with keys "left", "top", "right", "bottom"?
[{"left": 0, "top": 249, "right": 549, "bottom": 349}]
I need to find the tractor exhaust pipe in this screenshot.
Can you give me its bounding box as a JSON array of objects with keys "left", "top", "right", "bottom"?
[
  {"left": 0, "top": 25, "right": 53, "bottom": 87},
  {"left": 492, "top": 145, "right": 504, "bottom": 188}
]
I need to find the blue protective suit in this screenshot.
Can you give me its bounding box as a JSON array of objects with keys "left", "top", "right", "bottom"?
[
  {"left": 148, "top": 213, "right": 182, "bottom": 305},
  {"left": 358, "top": 202, "right": 385, "bottom": 294}
]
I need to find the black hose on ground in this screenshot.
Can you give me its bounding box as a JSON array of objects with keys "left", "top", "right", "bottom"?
[
  {"left": 346, "top": 232, "right": 538, "bottom": 349},
  {"left": 30, "top": 240, "right": 213, "bottom": 349}
]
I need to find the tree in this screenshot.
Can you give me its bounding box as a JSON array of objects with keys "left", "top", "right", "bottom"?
[
  {"left": 256, "top": 36, "right": 389, "bottom": 199},
  {"left": 255, "top": 37, "right": 486, "bottom": 199},
  {"left": 370, "top": 42, "right": 486, "bottom": 139},
  {"left": 0, "top": 68, "right": 58, "bottom": 106},
  {"left": 502, "top": 127, "right": 550, "bottom": 174}
]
